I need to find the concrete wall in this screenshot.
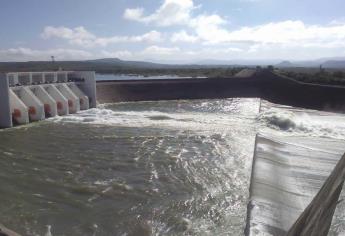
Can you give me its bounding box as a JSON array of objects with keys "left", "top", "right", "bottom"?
[
  {"left": 0, "top": 73, "right": 12, "bottom": 128},
  {"left": 96, "top": 76, "right": 261, "bottom": 104},
  {"left": 257, "top": 71, "right": 345, "bottom": 112},
  {"left": 96, "top": 70, "right": 345, "bottom": 113}
]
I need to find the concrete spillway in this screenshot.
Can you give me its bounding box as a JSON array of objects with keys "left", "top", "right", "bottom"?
[
  {"left": 0, "top": 71, "right": 96, "bottom": 128},
  {"left": 246, "top": 134, "right": 345, "bottom": 235}
]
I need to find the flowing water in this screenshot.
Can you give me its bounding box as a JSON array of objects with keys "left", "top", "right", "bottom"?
[{"left": 0, "top": 98, "right": 345, "bottom": 236}]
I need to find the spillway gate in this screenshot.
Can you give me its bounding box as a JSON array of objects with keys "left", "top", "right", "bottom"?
[{"left": 0, "top": 71, "right": 96, "bottom": 128}]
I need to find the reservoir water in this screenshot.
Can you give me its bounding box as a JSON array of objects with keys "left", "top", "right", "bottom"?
[{"left": 0, "top": 98, "right": 345, "bottom": 235}]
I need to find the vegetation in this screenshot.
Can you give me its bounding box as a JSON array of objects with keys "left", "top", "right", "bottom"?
[
  {"left": 0, "top": 60, "right": 244, "bottom": 78},
  {"left": 277, "top": 68, "right": 345, "bottom": 86},
  {"left": 1, "top": 59, "right": 345, "bottom": 86}
]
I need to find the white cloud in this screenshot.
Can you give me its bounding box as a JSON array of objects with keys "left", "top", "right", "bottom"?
[
  {"left": 200, "top": 20, "right": 345, "bottom": 46},
  {"left": 123, "top": 0, "right": 345, "bottom": 52},
  {"left": 124, "top": 0, "right": 195, "bottom": 26},
  {"left": 330, "top": 18, "right": 345, "bottom": 26},
  {"left": 190, "top": 14, "right": 228, "bottom": 44},
  {"left": 122, "top": 0, "right": 228, "bottom": 44},
  {"left": 0, "top": 47, "right": 93, "bottom": 61},
  {"left": 142, "top": 46, "right": 181, "bottom": 55},
  {"left": 123, "top": 8, "right": 145, "bottom": 21},
  {"left": 42, "top": 26, "right": 163, "bottom": 47},
  {"left": 171, "top": 30, "right": 198, "bottom": 43},
  {"left": 6, "top": 16, "right": 345, "bottom": 62}
]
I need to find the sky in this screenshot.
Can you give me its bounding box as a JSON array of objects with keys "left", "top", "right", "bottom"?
[{"left": 1, "top": 0, "right": 345, "bottom": 62}]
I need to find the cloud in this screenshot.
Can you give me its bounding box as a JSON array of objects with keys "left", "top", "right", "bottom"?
[
  {"left": 142, "top": 46, "right": 181, "bottom": 55},
  {"left": 201, "top": 20, "right": 345, "bottom": 46},
  {"left": 0, "top": 47, "right": 93, "bottom": 61},
  {"left": 122, "top": 0, "right": 228, "bottom": 44},
  {"left": 171, "top": 30, "right": 198, "bottom": 43},
  {"left": 41, "top": 26, "right": 163, "bottom": 47},
  {"left": 124, "top": 0, "right": 195, "bottom": 26},
  {"left": 123, "top": 0, "right": 345, "bottom": 51},
  {"left": 123, "top": 8, "right": 145, "bottom": 21},
  {"left": 5, "top": 17, "right": 345, "bottom": 62}
]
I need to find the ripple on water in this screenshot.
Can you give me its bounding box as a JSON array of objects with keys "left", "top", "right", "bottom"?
[{"left": 6, "top": 98, "right": 344, "bottom": 235}]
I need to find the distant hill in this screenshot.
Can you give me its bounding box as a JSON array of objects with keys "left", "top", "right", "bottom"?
[
  {"left": 0, "top": 58, "right": 176, "bottom": 73},
  {"left": 322, "top": 60, "right": 345, "bottom": 68},
  {"left": 276, "top": 61, "right": 297, "bottom": 68},
  {"left": 196, "top": 59, "right": 280, "bottom": 66},
  {"left": 86, "top": 58, "right": 166, "bottom": 68},
  {"left": 87, "top": 58, "right": 122, "bottom": 63},
  {"left": 0, "top": 58, "right": 239, "bottom": 74},
  {"left": 1, "top": 57, "right": 345, "bottom": 73}
]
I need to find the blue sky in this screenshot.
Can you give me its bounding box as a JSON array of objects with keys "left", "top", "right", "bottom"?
[{"left": 1, "top": 0, "right": 345, "bottom": 62}]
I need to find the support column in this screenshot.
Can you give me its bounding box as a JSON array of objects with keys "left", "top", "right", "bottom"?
[
  {"left": 68, "top": 83, "right": 89, "bottom": 110},
  {"left": 43, "top": 84, "right": 69, "bottom": 116},
  {"left": 18, "top": 87, "right": 45, "bottom": 121},
  {"left": 56, "top": 84, "right": 80, "bottom": 113},
  {"left": 0, "top": 73, "right": 12, "bottom": 128},
  {"left": 31, "top": 86, "right": 58, "bottom": 117},
  {"left": 9, "top": 89, "right": 29, "bottom": 125}
]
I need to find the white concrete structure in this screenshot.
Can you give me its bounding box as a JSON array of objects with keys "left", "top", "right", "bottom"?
[
  {"left": 68, "top": 83, "right": 89, "bottom": 110},
  {"left": 56, "top": 84, "right": 80, "bottom": 114},
  {"left": 246, "top": 134, "right": 345, "bottom": 235},
  {"left": 0, "top": 74, "right": 12, "bottom": 128},
  {"left": 31, "top": 86, "right": 58, "bottom": 117},
  {"left": 15, "top": 87, "right": 45, "bottom": 121},
  {"left": 9, "top": 89, "right": 29, "bottom": 125},
  {"left": 0, "top": 71, "right": 96, "bottom": 128},
  {"left": 43, "top": 84, "right": 69, "bottom": 116}
]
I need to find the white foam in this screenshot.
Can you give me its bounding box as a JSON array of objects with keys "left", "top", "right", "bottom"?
[
  {"left": 258, "top": 107, "right": 345, "bottom": 140},
  {"left": 49, "top": 106, "right": 256, "bottom": 133}
]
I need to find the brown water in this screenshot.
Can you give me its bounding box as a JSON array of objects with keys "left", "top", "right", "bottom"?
[
  {"left": 2, "top": 98, "right": 345, "bottom": 235},
  {"left": 0, "top": 98, "right": 259, "bottom": 236}
]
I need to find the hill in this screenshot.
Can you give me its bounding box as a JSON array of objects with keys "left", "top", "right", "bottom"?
[
  {"left": 275, "top": 60, "right": 297, "bottom": 68},
  {"left": 322, "top": 60, "right": 345, "bottom": 68}
]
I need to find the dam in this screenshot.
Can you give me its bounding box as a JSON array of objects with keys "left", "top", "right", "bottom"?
[
  {"left": 0, "top": 71, "right": 96, "bottom": 129},
  {"left": 0, "top": 70, "right": 345, "bottom": 235}
]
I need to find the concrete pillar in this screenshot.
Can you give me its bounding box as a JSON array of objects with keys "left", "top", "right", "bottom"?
[
  {"left": 0, "top": 74, "right": 12, "bottom": 128},
  {"left": 7, "top": 73, "right": 18, "bottom": 87},
  {"left": 18, "top": 87, "right": 45, "bottom": 121},
  {"left": 68, "top": 83, "right": 89, "bottom": 110},
  {"left": 56, "top": 84, "right": 80, "bottom": 113},
  {"left": 43, "top": 84, "right": 69, "bottom": 116},
  {"left": 32, "top": 73, "right": 44, "bottom": 84},
  {"left": 73, "top": 71, "right": 97, "bottom": 108},
  {"left": 31, "top": 85, "right": 58, "bottom": 117},
  {"left": 9, "top": 89, "right": 29, "bottom": 125}
]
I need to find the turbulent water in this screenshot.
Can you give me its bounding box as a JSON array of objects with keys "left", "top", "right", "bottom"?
[{"left": 0, "top": 98, "right": 345, "bottom": 236}]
